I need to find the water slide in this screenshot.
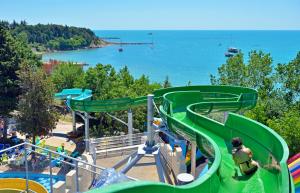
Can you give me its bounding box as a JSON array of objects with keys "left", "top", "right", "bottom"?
[
  {"left": 54, "top": 88, "right": 92, "bottom": 107},
  {"left": 59, "top": 85, "right": 294, "bottom": 193}
]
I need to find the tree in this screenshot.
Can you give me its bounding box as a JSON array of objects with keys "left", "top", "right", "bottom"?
[
  {"left": 51, "top": 62, "right": 85, "bottom": 91},
  {"left": 210, "top": 53, "right": 247, "bottom": 86},
  {"left": 267, "top": 108, "right": 300, "bottom": 155},
  {"left": 0, "top": 23, "right": 40, "bottom": 139},
  {"left": 276, "top": 52, "right": 300, "bottom": 104},
  {"left": 7, "top": 21, "right": 103, "bottom": 52},
  {"left": 211, "top": 50, "right": 300, "bottom": 156},
  {"left": 163, "top": 76, "right": 171, "bottom": 88},
  {"left": 17, "top": 63, "right": 58, "bottom": 146},
  {"left": 60, "top": 63, "right": 162, "bottom": 137}
]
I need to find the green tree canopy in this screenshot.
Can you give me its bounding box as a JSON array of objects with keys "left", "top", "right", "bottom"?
[
  {"left": 17, "top": 63, "right": 58, "bottom": 144},
  {"left": 0, "top": 23, "right": 41, "bottom": 138},
  {"left": 51, "top": 62, "right": 85, "bottom": 91},
  {"left": 52, "top": 63, "right": 161, "bottom": 137},
  {"left": 3, "top": 21, "right": 106, "bottom": 52},
  {"left": 276, "top": 52, "right": 300, "bottom": 104},
  {"left": 211, "top": 50, "right": 300, "bottom": 156}
]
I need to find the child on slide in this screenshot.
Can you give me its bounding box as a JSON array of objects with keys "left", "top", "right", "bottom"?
[{"left": 231, "top": 137, "right": 258, "bottom": 175}]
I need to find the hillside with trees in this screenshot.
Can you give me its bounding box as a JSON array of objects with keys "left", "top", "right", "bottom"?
[{"left": 0, "top": 20, "right": 107, "bottom": 52}]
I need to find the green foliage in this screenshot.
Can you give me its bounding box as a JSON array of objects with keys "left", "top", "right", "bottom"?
[
  {"left": 52, "top": 63, "right": 161, "bottom": 137},
  {"left": 2, "top": 20, "right": 103, "bottom": 51},
  {"left": 211, "top": 50, "right": 300, "bottom": 156},
  {"left": 211, "top": 52, "right": 247, "bottom": 86},
  {"left": 17, "top": 63, "right": 58, "bottom": 143},
  {"left": 0, "top": 23, "right": 41, "bottom": 138},
  {"left": 276, "top": 52, "right": 300, "bottom": 104},
  {"left": 83, "top": 64, "right": 160, "bottom": 136},
  {"left": 0, "top": 24, "right": 40, "bottom": 116},
  {"left": 51, "top": 62, "right": 85, "bottom": 91},
  {"left": 267, "top": 109, "right": 300, "bottom": 155}
]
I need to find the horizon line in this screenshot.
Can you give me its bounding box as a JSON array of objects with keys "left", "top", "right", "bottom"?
[{"left": 92, "top": 28, "right": 300, "bottom": 31}]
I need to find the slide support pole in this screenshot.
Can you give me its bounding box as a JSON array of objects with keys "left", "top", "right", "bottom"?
[
  {"left": 128, "top": 109, "right": 133, "bottom": 146},
  {"left": 25, "top": 146, "right": 29, "bottom": 193},
  {"left": 72, "top": 110, "right": 76, "bottom": 132},
  {"left": 84, "top": 112, "right": 90, "bottom": 152},
  {"left": 191, "top": 142, "right": 197, "bottom": 177},
  {"left": 146, "top": 94, "right": 155, "bottom": 147}
]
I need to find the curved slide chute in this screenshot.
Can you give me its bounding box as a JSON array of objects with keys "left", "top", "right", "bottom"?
[
  {"left": 54, "top": 88, "right": 92, "bottom": 108},
  {"left": 66, "top": 85, "right": 293, "bottom": 193}
]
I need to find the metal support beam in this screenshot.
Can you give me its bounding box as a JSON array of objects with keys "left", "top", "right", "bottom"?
[
  {"left": 120, "top": 154, "right": 143, "bottom": 174},
  {"left": 24, "top": 146, "right": 29, "bottom": 193},
  {"left": 113, "top": 151, "right": 137, "bottom": 170},
  {"left": 128, "top": 109, "right": 133, "bottom": 146},
  {"left": 49, "top": 152, "right": 53, "bottom": 193},
  {"left": 72, "top": 110, "right": 76, "bottom": 132},
  {"left": 146, "top": 94, "right": 155, "bottom": 147},
  {"left": 75, "top": 160, "right": 79, "bottom": 192},
  {"left": 89, "top": 140, "right": 97, "bottom": 180},
  {"left": 191, "top": 142, "right": 197, "bottom": 177},
  {"left": 154, "top": 153, "right": 165, "bottom": 183},
  {"left": 84, "top": 112, "right": 90, "bottom": 152}
]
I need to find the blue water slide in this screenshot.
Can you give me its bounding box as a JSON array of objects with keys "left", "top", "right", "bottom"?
[{"left": 54, "top": 88, "right": 92, "bottom": 109}]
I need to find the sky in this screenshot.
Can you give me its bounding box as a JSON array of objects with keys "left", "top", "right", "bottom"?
[{"left": 1, "top": 0, "right": 300, "bottom": 30}]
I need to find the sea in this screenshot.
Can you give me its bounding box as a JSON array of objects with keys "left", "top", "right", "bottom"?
[{"left": 43, "top": 30, "right": 300, "bottom": 86}]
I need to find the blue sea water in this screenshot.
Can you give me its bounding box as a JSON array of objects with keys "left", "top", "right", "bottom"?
[{"left": 43, "top": 30, "right": 300, "bottom": 86}]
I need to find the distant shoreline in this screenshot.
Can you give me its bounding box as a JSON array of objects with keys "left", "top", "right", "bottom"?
[{"left": 39, "top": 40, "right": 153, "bottom": 55}]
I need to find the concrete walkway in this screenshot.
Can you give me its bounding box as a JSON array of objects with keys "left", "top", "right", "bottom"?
[{"left": 96, "top": 155, "right": 160, "bottom": 182}]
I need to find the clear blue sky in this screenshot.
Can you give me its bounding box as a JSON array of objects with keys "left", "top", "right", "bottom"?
[{"left": 1, "top": 0, "right": 300, "bottom": 30}]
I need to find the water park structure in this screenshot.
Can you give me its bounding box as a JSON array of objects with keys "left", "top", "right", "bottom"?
[
  {"left": 0, "top": 85, "right": 296, "bottom": 193},
  {"left": 55, "top": 85, "right": 294, "bottom": 193}
]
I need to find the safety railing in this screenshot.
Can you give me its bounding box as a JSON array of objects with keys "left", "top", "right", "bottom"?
[
  {"left": 90, "top": 133, "right": 145, "bottom": 158},
  {"left": 0, "top": 142, "right": 136, "bottom": 193}
]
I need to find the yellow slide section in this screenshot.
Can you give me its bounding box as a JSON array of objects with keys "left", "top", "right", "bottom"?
[{"left": 0, "top": 178, "right": 48, "bottom": 193}]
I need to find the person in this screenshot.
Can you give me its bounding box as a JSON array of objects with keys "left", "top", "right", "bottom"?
[
  {"left": 61, "top": 143, "right": 65, "bottom": 153},
  {"left": 231, "top": 137, "right": 258, "bottom": 175},
  {"left": 15, "top": 147, "right": 20, "bottom": 156},
  {"left": 57, "top": 143, "right": 65, "bottom": 153},
  {"left": 0, "top": 119, "right": 4, "bottom": 138},
  {"left": 31, "top": 157, "right": 37, "bottom": 171}
]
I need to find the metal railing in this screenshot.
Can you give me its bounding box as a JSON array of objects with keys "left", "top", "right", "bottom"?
[
  {"left": 0, "top": 142, "right": 136, "bottom": 193},
  {"left": 90, "top": 133, "right": 145, "bottom": 158}
]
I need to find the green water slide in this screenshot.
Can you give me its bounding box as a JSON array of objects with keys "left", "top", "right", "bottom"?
[{"left": 74, "top": 85, "right": 293, "bottom": 193}]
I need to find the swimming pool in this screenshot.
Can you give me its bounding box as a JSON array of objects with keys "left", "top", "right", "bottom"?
[{"left": 0, "top": 172, "right": 65, "bottom": 192}]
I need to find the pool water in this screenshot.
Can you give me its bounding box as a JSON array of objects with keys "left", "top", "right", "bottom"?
[{"left": 0, "top": 172, "right": 65, "bottom": 192}]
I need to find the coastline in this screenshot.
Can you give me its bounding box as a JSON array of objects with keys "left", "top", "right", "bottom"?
[
  {"left": 35, "top": 39, "right": 111, "bottom": 55},
  {"left": 36, "top": 40, "right": 153, "bottom": 56}
]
